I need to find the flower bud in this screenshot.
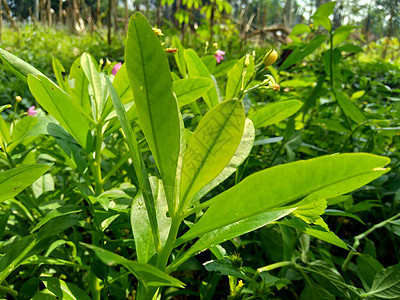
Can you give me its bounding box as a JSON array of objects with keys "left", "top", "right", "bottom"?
[
  {"left": 15, "top": 96, "right": 22, "bottom": 102},
  {"left": 152, "top": 28, "right": 163, "bottom": 36},
  {"left": 244, "top": 54, "right": 251, "bottom": 67},
  {"left": 263, "top": 49, "right": 278, "bottom": 67},
  {"left": 165, "top": 48, "right": 178, "bottom": 53}
]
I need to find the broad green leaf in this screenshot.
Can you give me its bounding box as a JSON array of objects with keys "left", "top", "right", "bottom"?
[
  {"left": 362, "top": 264, "right": 400, "bottom": 299},
  {"left": 82, "top": 243, "right": 185, "bottom": 288},
  {"left": 249, "top": 100, "right": 302, "bottom": 128},
  {"left": 37, "top": 213, "right": 81, "bottom": 240},
  {"left": 28, "top": 74, "right": 91, "bottom": 148},
  {"left": 333, "top": 25, "right": 359, "bottom": 45},
  {"left": 173, "top": 77, "right": 214, "bottom": 107},
  {"left": 189, "top": 118, "right": 254, "bottom": 207},
  {"left": 41, "top": 277, "right": 91, "bottom": 300},
  {"left": 67, "top": 57, "right": 91, "bottom": 113},
  {"left": 340, "top": 44, "right": 363, "bottom": 53},
  {"left": 213, "top": 59, "right": 237, "bottom": 78},
  {"left": 202, "top": 55, "right": 217, "bottom": 73},
  {"left": 0, "top": 164, "right": 51, "bottom": 203},
  {"left": 172, "top": 36, "right": 186, "bottom": 78},
  {"left": 169, "top": 209, "right": 293, "bottom": 272},
  {"left": 357, "top": 254, "right": 384, "bottom": 290},
  {"left": 290, "top": 24, "right": 311, "bottom": 35},
  {"left": 131, "top": 177, "right": 171, "bottom": 263},
  {"left": 185, "top": 49, "right": 219, "bottom": 108},
  {"left": 225, "top": 55, "right": 254, "bottom": 100},
  {"left": 11, "top": 115, "right": 38, "bottom": 142},
  {"left": 312, "top": 1, "right": 335, "bottom": 31},
  {"left": 32, "top": 173, "right": 55, "bottom": 198},
  {"left": 177, "top": 153, "right": 389, "bottom": 244},
  {"left": 81, "top": 53, "right": 108, "bottom": 121},
  {"left": 312, "top": 118, "right": 350, "bottom": 133},
  {"left": 0, "top": 113, "right": 11, "bottom": 147},
  {"left": 335, "top": 90, "right": 367, "bottom": 125},
  {"left": 180, "top": 100, "right": 245, "bottom": 209},
  {"left": 126, "top": 13, "right": 181, "bottom": 210},
  {"left": 279, "top": 35, "right": 328, "bottom": 71},
  {"left": 0, "top": 47, "right": 44, "bottom": 81}
]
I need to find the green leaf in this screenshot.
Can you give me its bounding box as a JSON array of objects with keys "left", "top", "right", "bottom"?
[
  {"left": 11, "top": 115, "right": 38, "bottom": 142},
  {"left": 126, "top": 13, "right": 181, "bottom": 210},
  {"left": 176, "top": 153, "right": 389, "bottom": 244},
  {"left": 52, "top": 58, "right": 68, "bottom": 91},
  {"left": 201, "top": 55, "right": 217, "bottom": 73},
  {"left": 279, "top": 35, "right": 328, "bottom": 71},
  {"left": 249, "top": 100, "right": 302, "bottom": 128},
  {"left": 81, "top": 53, "right": 108, "bottom": 121},
  {"left": 180, "top": 100, "right": 245, "bottom": 209},
  {"left": 169, "top": 209, "right": 293, "bottom": 271},
  {"left": 113, "top": 63, "right": 133, "bottom": 105},
  {"left": 0, "top": 47, "right": 44, "bottom": 81},
  {"left": 312, "top": 1, "right": 335, "bottom": 31},
  {"left": 204, "top": 258, "right": 251, "bottom": 280},
  {"left": 131, "top": 177, "right": 171, "bottom": 263},
  {"left": 333, "top": 25, "right": 359, "bottom": 45},
  {"left": 66, "top": 57, "right": 91, "bottom": 113},
  {"left": 82, "top": 243, "right": 185, "bottom": 288},
  {"left": 362, "top": 264, "right": 400, "bottom": 299},
  {"left": 301, "top": 282, "right": 335, "bottom": 300},
  {"left": 0, "top": 164, "right": 51, "bottom": 203},
  {"left": 324, "top": 209, "right": 365, "bottom": 224},
  {"left": 357, "top": 254, "right": 384, "bottom": 290},
  {"left": 335, "top": 90, "right": 367, "bottom": 125},
  {"left": 173, "top": 77, "right": 214, "bottom": 107},
  {"left": 339, "top": 44, "right": 363, "bottom": 53},
  {"left": 30, "top": 205, "right": 81, "bottom": 233},
  {"left": 32, "top": 173, "right": 55, "bottom": 198},
  {"left": 0, "top": 234, "right": 37, "bottom": 284},
  {"left": 185, "top": 49, "right": 219, "bottom": 108},
  {"left": 350, "top": 90, "right": 365, "bottom": 100},
  {"left": 28, "top": 74, "right": 91, "bottom": 148},
  {"left": 213, "top": 59, "right": 237, "bottom": 78},
  {"left": 279, "top": 217, "right": 348, "bottom": 249},
  {"left": 189, "top": 118, "right": 254, "bottom": 207},
  {"left": 290, "top": 24, "right": 311, "bottom": 35},
  {"left": 40, "top": 277, "right": 91, "bottom": 300},
  {"left": 172, "top": 36, "right": 187, "bottom": 78},
  {"left": 225, "top": 55, "right": 254, "bottom": 100}
]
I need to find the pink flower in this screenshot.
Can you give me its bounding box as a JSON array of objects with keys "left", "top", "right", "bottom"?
[
  {"left": 27, "top": 106, "right": 38, "bottom": 116},
  {"left": 112, "top": 62, "right": 122, "bottom": 76},
  {"left": 214, "top": 50, "right": 226, "bottom": 63}
]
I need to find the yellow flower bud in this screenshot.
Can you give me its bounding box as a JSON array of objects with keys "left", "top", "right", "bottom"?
[
  {"left": 15, "top": 96, "right": 22, "bottom": 102},
  {"left": 152, "top": 28, "right": 163, "bottom": 36},
  {"left": 263, "top": 49, "right": 278, "bottom": 67}
]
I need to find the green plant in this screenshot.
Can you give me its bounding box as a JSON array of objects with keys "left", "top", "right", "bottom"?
[{"left": 0, "top": 12, "right": 395, "bottom": 299}]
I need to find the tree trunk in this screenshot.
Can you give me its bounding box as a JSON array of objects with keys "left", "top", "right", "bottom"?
[
  {"left": 108, "top": 0, "right": 112, "bottom": 45},
  {"left": 96, "top": 0, "right": 101, "bottom": 25},
  {"left": 1, "top": 0, "right": 19, "bottom": 32},
  {"left": 59, "top": 0, "right": 63, "bottom": 24},
  {"left": 34, "top": 0, "right": 39, "bottom": 20},
  {"left": 113, "top": 0, "right": 118, "bottom": 33},
  {"left": 124, "top": 0, "right": 129, "bottom": 34},
  {"left": 47, "top": 0, "right": 52, "bottom": 26},
  {"left": 156, "top": 0, "right": 162, "bottom": 27}
]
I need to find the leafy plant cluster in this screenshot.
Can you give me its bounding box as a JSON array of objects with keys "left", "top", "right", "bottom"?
[{"left": 0, "top": 3, "right": 399, "bottom": 299}]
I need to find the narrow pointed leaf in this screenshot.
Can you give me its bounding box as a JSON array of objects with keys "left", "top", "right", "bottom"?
[
  {"left": 126, "top": 13, "right": 181, "bottom": 210},
  {"left": 28, "top": 74, "right": 91, "bottom": 148},
  {"left": 0, "top": 48, "right": 44, "bottom": 81},
  {"left": 177, "top": 153, "right": 390, "bottom": 243},
  {"left": 225, "top": 55, "right": 254, "bottom": 100},
  {"left": 362, "top": 263, "right": 400, "bottom": 299},
  {"left": 40, "top": 277, "right": 91, "bottom": 300},
  {"left": 82, "top": 243, "right": 185, "bottom": 288},
  {"left": 0, "top": 164, "right": 51, "bottom": 203},
  {"left": 185, "top": 49, "right": 219, "bottom": 108},
  {"left": 249, "top": 100, "right": 303, "bottom": 128},
  {"left": 180, "top": 100, "right": 245, "bottom": 208}
]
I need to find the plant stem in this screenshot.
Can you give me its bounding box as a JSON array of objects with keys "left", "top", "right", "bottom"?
[
  {"left": 342, "top": 212, "right": 400, "bottom": 271},
  {"left": 0, "top": 285, "right": 18, "bottom": 298},
  {"left": 156, "top": 216, "right": 182, "bottom": 271},
  {"left": 94, "top": 122, "right": 104, "bottom": 195},
  {"left": 252, "top": 261, "right": 293, "bottom": 280}
]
